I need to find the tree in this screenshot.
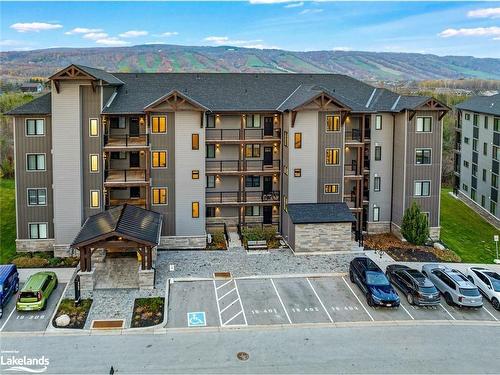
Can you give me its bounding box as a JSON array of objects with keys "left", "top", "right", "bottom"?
[{"left": 401, "top": 202, "right": 429, "bottom": 245}]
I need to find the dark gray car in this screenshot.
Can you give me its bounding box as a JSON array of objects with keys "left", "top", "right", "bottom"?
[{"left": 386, "top": 265, "right": 440, "bottom": 306}]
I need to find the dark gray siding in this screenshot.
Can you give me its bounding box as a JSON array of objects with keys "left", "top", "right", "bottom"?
[{"left": 391, "top": 112, "right": 407, "bottom": 225}]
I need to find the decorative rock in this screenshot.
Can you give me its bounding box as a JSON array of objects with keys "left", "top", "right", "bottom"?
[
  {"left": 434, "top": 242, "right": 446, "bottom": 251},
  {"left": 55, "top": 314, "right": 71, "bottom": 327}
]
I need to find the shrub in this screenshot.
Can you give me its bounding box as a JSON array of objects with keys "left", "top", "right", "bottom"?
[
  {"left": 12, "top": 256, "right": 49, "bottom": 268},
  {"left": 208, "top": 231, "right": 226, "bottom": 250},
  {"left": 241, "top": 226, "right": 277, "bottom": 245},
  {"left": 401, "top": 202, "right": 430, "bottom": 246}
]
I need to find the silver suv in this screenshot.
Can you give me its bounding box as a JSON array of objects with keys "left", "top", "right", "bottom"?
[{"left": 422, "top": 264, "right": 483, "bottom": 308}]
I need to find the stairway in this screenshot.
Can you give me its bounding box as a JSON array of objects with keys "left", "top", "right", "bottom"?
[{"left": 227, "top": 229, "right": 242, "bottom": 249}]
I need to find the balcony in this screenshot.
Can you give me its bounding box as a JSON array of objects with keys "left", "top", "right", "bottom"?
[
  {"left": 106, "top": 198, "right": 146, "bottom": 209},
  {"left": 344, "top": 160, "right": 362, "bottom": 177},
  {"left": 345, "top": 129, "right": 362, "bottom": 143},
  {"left": 104, "top": 169, "right": 149, "bottom": 185},
  {"left": 104, "top": 133, "right": 150, "bottom": 149},
  {"left": 206, "top": 128, "right": 281, "bottom": 142},
  {"left": 206, "top": 159, "right": 280, "bottom": 174},
  {"left": 206, "top": 190, "right": 280, "bottom": 205}
]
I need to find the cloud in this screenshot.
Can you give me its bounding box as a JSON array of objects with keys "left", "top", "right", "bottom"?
[
  {"left": 467, "top": 7, "right": 500, "bottom": 19},
  {"left": 153, "top": 31, "right": 179, "bottom": 37},
  {"left": 65, "top": 27, "right": 103, "bottom": 35},
  {"left": 332, "top": 46, "right": 352, "bottom": 51},
  {"left": 10, "top": 22, "right": 63, "bottom": 33},
  {"left": 203, "top": 36, "right": 277, "bottom": 49},
  {"left": 83, "top": 32, "right": 108, "bottom": 40},
  {"left": 299, "top": 8, "right": 324, "bottom": 15},
  {"left": 439, "top": 26, "right": 500, "bottom": 38},
  {"left": 119, "top": 30, "right": 148, "bottom": 38},
  {"left": 95, "top": 37, "right": 130, "bottom": 46},
  {"left": 284, "top": 2, "right": 304, "bottom": 8},
  {"left": 249, "top": 0, "right": 295, "bottom": 4}
]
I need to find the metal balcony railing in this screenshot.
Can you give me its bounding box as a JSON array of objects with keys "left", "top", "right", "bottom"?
[
  {"left": 104, "top": 133, "right": 149, "bottom": 147},
  {"left": 206, "top": 128, "right": 281, "bottom": 141},
  {"left": 206, "top": 190, "right": 280, "bottom": 204},
  {"left": 105, "top": 169, "right": 148, "bottom": 183},
  {"left": 206, "top": 159, "right": 280, "bottom": 172},
  {"left": 344, "top": 160, "right": 361, "bottom": 176},
  {"left": 345, "top": 129, "right": 361, "bottom": 142}
]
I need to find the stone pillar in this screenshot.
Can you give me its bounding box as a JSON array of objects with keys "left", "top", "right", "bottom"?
[
  {"left": 78, "top": 268, "right": 96, "bottom": 291},
  {"left": 138, "top": 268, "right": 155, "bottom": 290}
]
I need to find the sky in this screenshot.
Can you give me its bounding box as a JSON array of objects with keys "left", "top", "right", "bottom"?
[{"left": 1, "top": 1, "right": 500, "bottom": 57}]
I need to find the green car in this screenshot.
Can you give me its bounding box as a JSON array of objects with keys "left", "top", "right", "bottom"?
[{"left": 16, "top": 272, "right": 58, "bottom": 311}]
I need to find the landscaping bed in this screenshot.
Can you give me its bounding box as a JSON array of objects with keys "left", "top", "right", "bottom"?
[
  {"left": 12, "top": 251, "right": 79, "bottom": 268},
  {"left": 364, "top": 233, "right": 461, "bottom": 262},
  {"left": 241, "top": 226, "right": 280, "bottom": 250},
  {"left": 53, "top": 299, "right": 93, "bottom": 329},
  {"left": 206, "top": 231, "right": 227, "bottom": 250},
  {"left": 131, "top": 297, "right": 165, "bottom": 328}
]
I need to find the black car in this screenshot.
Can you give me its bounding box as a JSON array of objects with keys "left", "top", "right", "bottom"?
[
  {"left": 349, "top": 257, "right": 400, "bottom": 307},
  {"left": 385, "top": 265, "right": 441, "bottom": 306}
]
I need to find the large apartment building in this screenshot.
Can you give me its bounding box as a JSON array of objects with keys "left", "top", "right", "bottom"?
[
  {"left": 8, "top": 64, "right": 448, "bottom": 256},
  {"left": 454, "top": 94, "right": 500, "bottom": 225}
]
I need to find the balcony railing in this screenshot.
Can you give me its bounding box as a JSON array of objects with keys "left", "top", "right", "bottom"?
[
  {"left": 206, "top": 159, "right": 280, "bottom": 172},
  {"left": 344, "top": 160, "right": 361, "bottom": 176},
  {"left": 104, "top": 133, "right": 149, "bottom": 147},
  {"left": 106, "top": 198, "right": 146, "bottom": 209},
  {"left": 345, "top": 129, "right": 361, "bottom": 142},
  {"left": 343, "top": 193, "right": 358, "bottom": 208},
  {"left": 206, "top": 190, "right": 280, "bottom": 204},
  {"left": 206, "top": 128, "right": 281, "bottom": 141},
  {"left": 105, "top": 169, "right": 148, "bottom": 183}
]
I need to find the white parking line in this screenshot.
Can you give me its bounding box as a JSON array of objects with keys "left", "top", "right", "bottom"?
[
  {"left": 482, "top": 306, "right": 498, "bottom": 321},
  {"left": 306, "top": 278, "right": 334, "bottom": 323},
  {"left": 400, "top": 303, "right": 415, "bottom": 320},
  {"left": 341, "top": 276, "right": 374, "bottom": 322},
  {"left": 0, "top": 305, "right": 17, "bottom": 332},
  {"left": 223, "top": 311, "right": 243, "bottom": 326},
  {"left": 216, "top": 279, "right": 233, "bottom": 290},
  {"left": 212, "top": 279, "right": 223, "bottom": 326},
  {"left": 218, "top": 287, "right": 236, "bottom": 301},
  {"left": 270, "top": 279, "right": 292, "bottom": 324},
  {"left": 439, "top": 303, "right": 456, "bottom": 320},
  {"left": 219, "top": 298, "right": 240, "bottom": 314},
  {"left": 233, "top": 280, "right": 248, "bottom": 326}
]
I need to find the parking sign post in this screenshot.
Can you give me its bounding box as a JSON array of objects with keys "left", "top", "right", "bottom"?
[{"left": 494, "top": 235, "right": 500, "bottom": 264}]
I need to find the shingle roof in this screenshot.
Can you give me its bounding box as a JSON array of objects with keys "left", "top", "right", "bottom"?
[
  {"left": 71, "top": 204, "right": 162, "bottom": 247},
  {"left": 5, "top": 93, "right": 51, "bottom": 115},
  {"left": 455, "top": 94, "right": 500, "bottom": 116},
  {"left": 287, "top": 202, "right": 356, "bottom": 224},
  {"left": 73, "top": 65, "right": 124, "bottom": 86}
]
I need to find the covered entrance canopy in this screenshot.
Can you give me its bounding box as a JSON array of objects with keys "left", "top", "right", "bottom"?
[{"left": 71, "top": 204, "right": 162, "bottom": 276}]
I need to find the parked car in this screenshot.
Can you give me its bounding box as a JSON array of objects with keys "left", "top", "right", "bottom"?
[
  {"left": 16, "top": 272, "right": 58, "bottom": 312},
  {"left": 466, "top": 267, "right": 500, "bottom": 310},
  {"left": 349, "top": 257, "right": 400, "bottom": 307},
  {"left": 385, "top": 264, "right": 440, "bottom": 306},
  {"left": 0, "top": 264, "right": 19, "bottom": 318},
  {"left": 422, "top": 264, "right": 482, "bottom": 308}
]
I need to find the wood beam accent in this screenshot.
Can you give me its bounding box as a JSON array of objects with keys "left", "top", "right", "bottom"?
[
  {"left": 91, "top": 80, "right": 98, "bottom": 93},
  {"left": 340, "top": 111, "right": 349, "bottom": 126},
  {"left": 438, "top": 110, "right": 447, "bottom": 121},
  {"left": 291, "top": 111, "right": 297, "bottom": 128},
  {"left": 200, "top": 112, "right": 204, "bottom": 129},
  {"left": 408, "top": 110, "right": 416, "bottom": 122},
  {"left": 140, "top": 248, "right": 146, "bottom": 270},
  {"left": 147, "top": 247, "right": 153, "bottom": 270},
  {"left": 54, "top": 80, "right": 60, "bottom": 93}
]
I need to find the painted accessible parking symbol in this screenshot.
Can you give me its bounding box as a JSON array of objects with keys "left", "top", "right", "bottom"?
[{"left": 187, "top": 312, "right": 206, "bottom": 327}]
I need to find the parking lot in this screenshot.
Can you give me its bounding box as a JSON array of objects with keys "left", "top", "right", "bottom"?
[
  {"left": 166, "top": 276, "right": 500, "bottom": 328},
  {"left": 0, "top": 283, "right": 66, "bottom": 332}
]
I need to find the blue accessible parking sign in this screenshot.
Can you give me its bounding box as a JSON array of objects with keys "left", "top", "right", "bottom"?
[{"left": 187, "top": 312, "right": 206, "bottom": 327}]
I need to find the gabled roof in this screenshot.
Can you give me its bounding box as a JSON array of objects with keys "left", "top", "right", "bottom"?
[
  {"left": 276, "top": 84, "right": 353, "bottom": 112},
  {"left": 5, "top": 93, "right": 51, "bottom": 115},
  {"left": 71, "top": 204, "right": 162, "bottom": 247},
  {"left": 49, "top": 64, "right": 124, "bottom": 86},
  {"left": 287, "top": 202, "right": 356, "bottom": 224},
  {"left": 144, "top": 89, "right": 210, "bottom": 111},
  {"left": 456, "top": 94, "right": 500, "bottom": 116}
]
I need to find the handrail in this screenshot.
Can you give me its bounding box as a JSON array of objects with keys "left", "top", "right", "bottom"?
[
  {"left": 104, "top": 133, "right": 149, "bottom": 147},
  {"left": 206, "top": 159, "right": 280, "bottom": 172},
  {"left": 206, "top": 190, "right": 280, "bottom": 203},
  {"left": 105, "top": 169, "right": 147, "bottom": 182},
  {"left": 206, "top": 128, "right": 281, "bottom": 140}
]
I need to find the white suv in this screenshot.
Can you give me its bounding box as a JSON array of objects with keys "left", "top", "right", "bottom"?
[{"left": 466, "top": 267, "right": 500, "bottom": 310}]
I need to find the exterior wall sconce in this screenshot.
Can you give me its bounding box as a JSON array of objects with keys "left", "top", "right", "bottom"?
[
  {"left": 216, "top": 144, "right": 220, "bottom": 150},
  {"left": 139, "top": 117, "right": 145, "bottom": 126},
  {"left": 140, "top": 150, "right": 145, "bottom": 156}
]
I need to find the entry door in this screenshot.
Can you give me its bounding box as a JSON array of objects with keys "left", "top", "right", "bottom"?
[
  {"left": 129, "top": 152, "right": 140, "bottom": 168},
  {"left": 263, "top": 176, "right": 272, "bottom": 194},
  {"left": 129, "top": 118, "right": 140, "bottom": 137},
  {"left": 264, "top": 117, "right": 273, "bottom": 137},
  {"left": 263, "top": 147, "right": 273, "bottom": 166},
  {"left": 263, "top": 206, "right": 272, "bottom": 224}
]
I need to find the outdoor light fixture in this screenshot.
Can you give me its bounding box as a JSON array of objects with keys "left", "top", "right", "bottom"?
[{"left": 139, "top": 117, "right": 145, "bottom": 126}]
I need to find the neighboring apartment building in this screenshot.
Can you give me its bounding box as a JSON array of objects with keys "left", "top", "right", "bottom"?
[
  {"left": 8, "top": 64, "right": 448, "bottom": 256},
  {"left": 454, "top": 94, "right": 500, "bottom": 225}
]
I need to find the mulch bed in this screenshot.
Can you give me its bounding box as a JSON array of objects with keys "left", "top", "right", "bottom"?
[
  {"left": 131, "top": 297, "right": 165, "bottom": 328},
  {"left": 52, "top": 299, "right": 93, "bottom": 329}
]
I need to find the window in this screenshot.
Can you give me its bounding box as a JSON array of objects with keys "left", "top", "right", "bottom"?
[
  {"left": 415, "top": 149, "right": 431, "bottom": 165},
  {"left": 374, "top": 177, "right": 381, "bottom": 192},
  {"left": 207, "top": 175, "right": 216, "bottom": 188},
  {"left": 284, "top": 131, "right": 288, "bottom": 147},
  {"left": 483, "top": 169, "right": 487, "bottom": 182},
  {"left": 494, "top": 146, "right": 500, "bottom": 161},
  {"left": 192, "top": 134, "right": 199, "bottom": 150},
  {"left": 464, "top": 113, "right": 471, "bottom": 121},
  {"left": 294, "top": 168, "right": 301, "bottom": 177},
  {"left": 481, "top": 195, "right": 486, "bottom": 208},
  {"left": 464, "top": 137, "right": 469, "bottom": 144},
  {"left": 374, "top": 146, "right": 382, "bottom": 161},
  {"left": 29, "top": 223, "right": 47, "bottom": 239},
  {"left": 375, "top": 115, "right": 382, "bottom": 130},
  {"left": 485, "top": 116, "right": 489, "bottom": 129},
  {"left": 27, "top": 188, "right": 46, "bottom": 206},
  {"left": 472, "top": 164, "right": 477, "bottom": 177},
  {"left": 245, "top": 144, "right": 261, "bottom": 158},
  {"left": 192, "top": 170, "right": 199, "bottom": 179},
  {"left": 26, "top": 119, "right": 44, "bottom": 136},
  {"left": 249, "top": 114, "right": 261, "bottom": 128},
  {"left": 26, "top": 154, "right": 45, "bottom": 171},
  {"left": 245, "top": 206, "right": 260, "bottom": 216},
  {"left": 414, "top": 181, "right": 431, "bottom": 196},
  {"left": 111, "top": 152, "right": 127, "bottom": 160},
  {"left": 90, "top": 190, "right": 100, "bottom": 208},
  {"left": 325, "top": 148, "right": 340, "bottom": 165},
  {"left": 152, "top": 151, "right": 167, "bottom": 168},
  {"left": 192, "top": 202, "right": 199, "bottom": 218},
  {"left": 294, "top": 133, "right": 302, "bottom": 149},
  {"left": 416, "top": 117, "right": 432, "bottom": 132},
  {"left": 89, "top": 154, "right": 99, "bottom": 173},
  {"left": 245, "top": 175, "right": 260, "bottom": 188},
  {"left": 490, "top": 201, "right": 496, "bottom": 215},
  {"left": 206, "top": 144, "right": 216, "bottom": 158},
  {"left": 89, "top": 118, "right": 99, "bottom": 137},
  {"left": 373, "top": 207, "right": 380, "bottom": 222},
  {"left": 483, "top": 142, "right": 488, "bottom": 156},
  {"left": 495, "top": 118, "right": 500, "bottom": 132},
  {"left": 473, "top": 139, "right": 478, "bottom": 152},
  {"left": 492, "top": 174, "right": 498, "bottom": 188},
  {"left": 471, "top": 189, "right": 476, "bottom": 201},
  {"left": 206, "top": 207, "right": 216, "bottom": 217},
  {"left": 151, "top": 116, "right": 167, "bottom": 133},
  {"left": 324, "top": 184, "right": 339, "bottom": 194},
  {"left": 326, "top": 115, "right": 341, "bottom": 132},
  {"left": 152, "top": 188, "right": 168, "bottom": 205},
  {"left": 463, "top": 160, "right": 469, "bottom": 168},
  {"left": 473, "top": 114, "right": 479, "bottom": 126},
  {"left": 462, "top": 183, "right": 468, "bottom": 192}
]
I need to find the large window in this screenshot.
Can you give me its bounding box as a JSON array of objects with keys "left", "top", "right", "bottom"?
[
  {"left": 192, "top": 134, "right": 199, "bottom": 150},
  {"left": 374, "top": 146, "right": 382, "bottom": 161},
  {"left": 326, "top": 115, "right": 341, "bottom": 132},
  {"left": 245, "top": 144, "right": 261, "bottom": 158},
  {"left": 374, "top": 177, "right": 381, "bottom": 192},
  {"left": 246, "top": 114, "right": 261, "bottom": 128},
  {"left": 294, "top": 133, "right": 302, "bottom": 149},
  {"left": 89, "top": 118, "right": 99, "bottom": 137},
  {"left": 245, "top": 175, "right": 260, "bottom": 188},
  {"left": 27, "top": 188, "right": 46, "bottom": 206},
  {"left": 206, "top": 175, "right": 216, "bottom": 188},
  {"left": 373, "top": 207, "right": 380, "bottom": 222},
  {"left": 325, "top": 148, "right": 340, "bottom": 165},
  {"left": 151, "top": 116, "right": 167, "bottom": 133},
  {"left": 206, "top": 207, "right": 216, "bottom": 217},
  {"left": 494, "top": 146, "right": 500, "bottom": 161},
  {"left": 26, "top": 119, "right": 44, "bottom": 136},
  {"left": 473, "top": 114, "right": 479, "bottom": 126},
  {"left": 483, "top": 142, "right": 488, "bottom": 156},
  {"left": 495, "top": 118, "right": 500, "bottom": 132},
  {"left": 416, "top": 117, "right": 432, "bottom": 132},
  {"left": 415, "top": 148, "right": 431, "bottom": 165},
  {"left": 492, "top": 173, "right": 498, "bottom": 188},
  {"left": 152, "top": 188, "right": 168, "bottom": 205},
  {"left": 245, "top": 206, "right": 260, "bottom": 216},
  {"left": 284, "top": 131, "right": 288, "bottom": 147},
  {"left": 324, "top": 184, "right": 339, "bottom": 194},
  {"left": 152, "top": 151, "right": 167, "bottom": 168},
  {"left": 414, "top": 181, "right": 431, "bottom": 197},
  {"left": 206, "top": 144, "right": 216, "bottom": 158},
  {"left": 29, "top": 223, "right": 47, "bottom": 239},
  {"left": 89, "top": 154, "right": 99, "bottom": 173},
  {"left": 110, "top": 117, "right": 125, "bottom": 129},
  {"left": 90, "top": 190, "right": 100, "bottom": 208},
  {"left": 192, "top": 202, "right": 200, "bottom": 218},
  {"left": 375, "top": 115, "right": 382, "bottom": 130},
  {"left": 26, "top": 154, "right": 45, "bottom": 171}
]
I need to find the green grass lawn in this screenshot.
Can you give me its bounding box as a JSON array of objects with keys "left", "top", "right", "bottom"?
[
  {"left": 0, "top": 178, "right": 16, "bottom": 264},
  {"left": 440, "top": 188, "right": 499, "bottom": 264}
]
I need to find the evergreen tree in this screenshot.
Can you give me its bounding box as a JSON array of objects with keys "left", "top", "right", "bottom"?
[{"left": 401, "top": 202, "right": 430, "bottom": 245}]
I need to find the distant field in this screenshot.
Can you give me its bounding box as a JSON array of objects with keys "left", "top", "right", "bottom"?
[{"left": 0, "top": 178, "right": 16, "bottom": 264}]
